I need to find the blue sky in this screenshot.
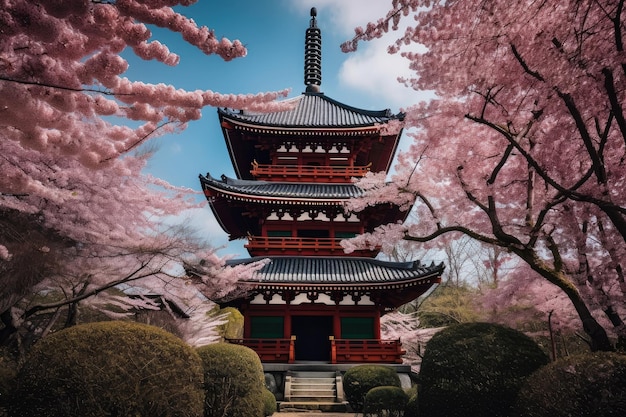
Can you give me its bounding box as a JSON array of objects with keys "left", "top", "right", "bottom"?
[{"left": 126, "top": 1, "right": 427, "bottom": 257}]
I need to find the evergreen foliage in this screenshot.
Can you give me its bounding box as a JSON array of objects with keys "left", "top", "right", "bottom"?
[
  {"left": 404, "top": 385, "right": 418, "bottom": 417},
  {"left": 417, "top": 285, "right": 484, "bottom": 327},
  {"left": 343, "top": 365, "right": 401, "bottom": 412},
  {"left": 215, "top": 307, "right": 245, "bottom": 340},
  {"left": 197, "top": 342, "right": 265, "bottom": 417},
  {"left": 363, "top": 385, "right": 408, "bottom": 417},
  {"left": 0, "top": 348, "right": 17, "bottom": 417},
  {"left": 418, "top": 322, "right": 549, "bottom": 417},
  {"left": 515, "top": 352, "right": 626, "bottom": 417},
  {"left": 8, "top": 321, "right": 204, "bottom": 417},
  {"left": 262, "top": 388, "right": 277, "bottom": 416}
]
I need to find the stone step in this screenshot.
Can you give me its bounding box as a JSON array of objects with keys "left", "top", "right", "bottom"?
[
  {"left": 290, "top": 391, "right": 336, "bottom": 397},
  {"left": 291, "top": 384, "right": 337, "bottom": 392},
  {"left": 290, "top": 395, "right": 336, "bottom": 399},
  {"left": 285, "top": 371, "right": 343, "bottom": 404},
  {"left": 292, "top": 377, "right": 335, "bottom": 384},
  {"left": 291, "top": 371, "right": 336, "bottom": 378},
  {"left": 291, "top": 383, "right": 335, "bottom": 389},
  {"left": 278, "top": 401, "right": 350, "bottom": 413}
]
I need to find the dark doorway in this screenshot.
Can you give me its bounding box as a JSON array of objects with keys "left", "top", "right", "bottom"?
[{"left": 291, "top": 315, "right": 333, "bottom": 361}]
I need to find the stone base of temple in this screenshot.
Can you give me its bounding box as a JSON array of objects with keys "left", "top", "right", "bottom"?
[{"left": 263, "top": 362, "right": 414, "bottom": 411}]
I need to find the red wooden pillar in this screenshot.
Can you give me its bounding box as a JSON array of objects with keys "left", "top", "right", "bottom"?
[
  {"left": 284, "top": 310, "right": 292, "bottom": 339},
  {"left": 332, "top": 309, "right": 341, "bottom": 339},
  {"left": 288, "top": 335, "right": 296, "bottom": 363},
  {"left": 374, "top": 312, "right": 381, "bottom": 339}
]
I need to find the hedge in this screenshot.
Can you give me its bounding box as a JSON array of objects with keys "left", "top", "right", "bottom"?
[
  {"left": 419, "top": 322, "right": 549, "bottom": 417},
  {"left": 363, "top": 385, "right": 408, "bottom": 417},
  {"left": 343, "top": 364, "right": 401, "bottom": 412},
  {"left": 9, "top": 321, "right": 204, "bottom": 417},
  {"left": 197, "top": 342, "right": 265, "bottom": 417},
  {"left": 515, "top": 352, "right": 626, "bottom": 417}
]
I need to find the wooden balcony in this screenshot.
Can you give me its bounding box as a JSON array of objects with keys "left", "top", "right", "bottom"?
[
  {"left": 331, "top": 338, "right": 405, "bottom": 364},
  {"left": 245, "top": 236, "right": 376, "bottom": 257},
  {"left": 251, "top": 162, "right": 370, "bottom": 183},
  {"left": 228, "top": 337, "right": 405, "bottom": 364},
  {"left": 227, "top": 337, "right": 296, "bottom": 363}
]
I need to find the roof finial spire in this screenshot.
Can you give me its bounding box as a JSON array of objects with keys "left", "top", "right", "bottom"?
[{"left": 304, "top": 7, "right": 322, "bottom": 93}]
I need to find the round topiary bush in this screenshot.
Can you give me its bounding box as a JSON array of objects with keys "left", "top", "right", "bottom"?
[
  {"left": 214, "top": 307, "right": 244, "bottom": 340},
  {"left": 262, "top": 388, "right": 277, "bottom": 416},
  {"left": 515, "top": 352, "right": 626, "bottom": 417},
  {"left": 343, "top": 365, "right": 401, "bottom": 412},
  {"left": 9, "top": 321, "right": 204, "bottom": 417},
  {"left": 419, "top": 322, "right": 550, "bottom": 417},
  {"left": 363, "top": 385, "right": 408, "bottom": 417},
  {"left": 197, "top": 342, "right": 265, "bottom": 417},
  {"left": 404, "top": 385, "right": 418, "bottom": 417},
  {"left": 0, "top": 348, "right": 18, "bottom": 417}
]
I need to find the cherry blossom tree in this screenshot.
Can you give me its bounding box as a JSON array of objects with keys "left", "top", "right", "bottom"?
[
  {"left": 0, "top": 0, "right": 286, "bottom": 346},
  {"left": 342, "top": 0, "right": 626, "bottom": 351},
  {"left": 380, "top": 310, "right": 442, "bottom": 372}
]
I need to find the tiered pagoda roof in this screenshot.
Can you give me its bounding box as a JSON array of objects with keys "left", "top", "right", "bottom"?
[
  {"left": 200, "top": 6, "right": 442, "bottom": 310},
  {"left": 196, "top": 7, "right": 443, "bottom": 367},
  {"left": 219, "top": 92, "right": 402, "bottom": 129},
  {"left": 200, "top": 173, "right": 408, "bottom": 241},
  {"left": 219, "top": 93, "right": 404, "bottom": 181},
  {"left": 221, "top": 256, "right": 444, "bottom": 310},
  {"left": 200, "top": 174, "right": 364, "bottom": 201}
]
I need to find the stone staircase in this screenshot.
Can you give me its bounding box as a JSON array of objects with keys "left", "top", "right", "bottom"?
[{"left": 279, "top": 371, "right": 348, "bottom": 412}]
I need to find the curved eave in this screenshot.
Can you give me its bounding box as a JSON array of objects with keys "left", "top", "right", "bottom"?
[
  {"left": 199, "top": 173, "right": 362, "bottom": 205},
  {"left": 218, "top": 93, "right": 404, "bottom": 131},
  {"left": 227, "top": 256, "right": 445, "bottom": 289},
  {"left": 217, "top": 257, "right": 444, "bottom": 309},
  {"left": 221, "top": 116, "right": 384, "bottom": 136},
  {"left": 243, "top": 273, "right": 440, "bottom": 292}
]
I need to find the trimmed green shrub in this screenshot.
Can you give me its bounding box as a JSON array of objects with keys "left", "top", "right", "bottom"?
[
  {"left": 404, "top": 385, "right": 418, "bottom": 417},
  {"left": 515, "top": 352, "right": 626, "bottom": 417},
  {"left": 197, "top": 342, "right": 265, "bottom": 417},
  {"left": 363, "top": 385, "right": 408, "bottom": 417},
  {"left": 419, "top": 322, "right": 549, "bottom": 417},
  {"left": 9, "top": 321, "right": 204, "bottom": 417},
  {"left": 216, "top": 307, "right": 244, "bottom": 340},
  {"left": 0, "top": 348, "right": 18, "bottom": 417},
  {"left": 262, "top": 388, "right": 277, "bottom": 416},
  {"left": 343, "top": 365, "right": 401, "bottom": 412}
]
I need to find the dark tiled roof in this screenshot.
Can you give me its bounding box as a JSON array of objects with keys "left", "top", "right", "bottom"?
[
  {"left": 226, "top": 256, "right": 444, "bottom": 287},
  {"left": 218, "top": 93, "right": 402, "bottom": 128},
  {"left": 200, "top": 173, "right": 363, "bottom": 200}
]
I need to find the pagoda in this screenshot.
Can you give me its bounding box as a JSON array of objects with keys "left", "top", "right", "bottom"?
[{"left": 198, "top": 8, "right": 443, "bottom": 367}]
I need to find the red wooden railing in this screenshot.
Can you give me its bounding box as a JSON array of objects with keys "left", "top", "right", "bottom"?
[
  {"left": 331, "top": 338, "right": 405, "bottom": 364},
  {"left": 250, "top": 162, "right": 370, "bottom": 182},
  {"left": 246, "top": 236, "right": 355, "bottom": 255},
  {"left": 227, "top": 337, "right": 296, "bottom": 363},
  {"left": 245, "top": 236, "right": 376, "bottom": 257},
  {"left": 228, "top": 337, "right": 405, "bottom": 364}
]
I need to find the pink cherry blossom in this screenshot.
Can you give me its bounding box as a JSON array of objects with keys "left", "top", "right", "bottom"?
[
  {"left": 344, "top": 0, "right": 625, "bottom": 351},
  {"left": 0, "top": 0, "right": 284, "bottom": 347}
]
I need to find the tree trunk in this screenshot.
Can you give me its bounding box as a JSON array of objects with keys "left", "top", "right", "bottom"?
[
  {"left": 0, "top": 309, "right": 17, "bottom": 346},
  {"left": 517, "top": 250, "right": 614, "bottom": 351}
]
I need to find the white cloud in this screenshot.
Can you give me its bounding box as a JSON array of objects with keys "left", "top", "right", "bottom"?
[
  {"left": 181, "top": 207, "right": 248, "bottom": 257},
  {"left": 287, "top": 0, "right": 430, "bottom": 109},
  {"left": 169, "top": 142, "right": 182, "bottom": 154},
  {"left": 339, "top": 41, "right": 426, "bottom": 110},
  {"left": 288, "top": 0, "right": 393, "bottom": 36}
]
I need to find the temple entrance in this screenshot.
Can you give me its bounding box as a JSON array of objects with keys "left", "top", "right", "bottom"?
[{"left": 292, "top": 315, "right": 333, "bottom": 361}]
